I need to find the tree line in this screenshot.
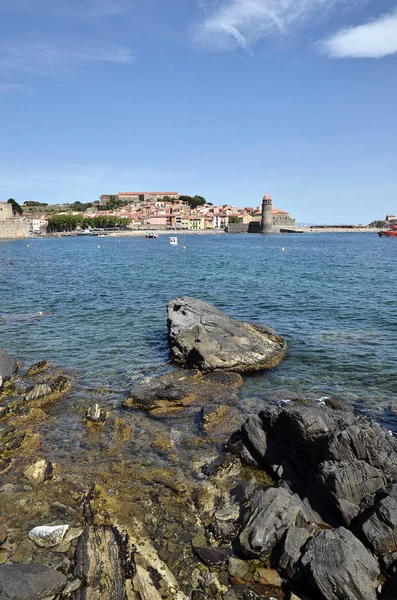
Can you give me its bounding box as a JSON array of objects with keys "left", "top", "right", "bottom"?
[{"left": 47, "top": 214, "right": 131, "bottom": 232}]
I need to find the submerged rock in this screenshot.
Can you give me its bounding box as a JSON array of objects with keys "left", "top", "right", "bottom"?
[
  {"left": 0, "top": 563, "right": 66, "bottom": 599},
  {"left": 167, "top": 297, "right": 286, "bottom": 372},
  {"left": 25, "top": 384, "right": 53, "bottom": 403},
  {"left": 23, "top": 458, "right": 52, "bottom": 484},
  {"left": 26, "top": 360, "right": 50, "bottom": 377},
  {"left": 0, "top": 347, "right": 18, "bottom": 388},
  {"left": 85, "top": 403, "right": 107, "bottom": 423},
  {"left": 123, "top": 368, "right": 243, "bottom": 412}
]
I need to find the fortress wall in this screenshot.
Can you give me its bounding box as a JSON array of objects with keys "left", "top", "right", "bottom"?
[
  {"left": 0, "top": 203, "right": 14, "bottom": 221},
  {"left": 0, "top": 219, "right": 30, "bottom": 239},
  {"left": 226, "top": 223, "right": 249, "bottom": 234}
]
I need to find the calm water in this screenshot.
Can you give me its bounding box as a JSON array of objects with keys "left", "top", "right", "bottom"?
[{"left": 1, "top": 232, "right": 397, "bottom": 429}]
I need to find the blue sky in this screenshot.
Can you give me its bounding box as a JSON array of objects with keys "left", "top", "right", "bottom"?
[{"left": 0, "top": 0, "right": 396, "bottom": 223}]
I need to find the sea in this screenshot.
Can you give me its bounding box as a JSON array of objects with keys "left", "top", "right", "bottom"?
[{"left": 1, "top": 232, "right": 397, "bottom": 434}]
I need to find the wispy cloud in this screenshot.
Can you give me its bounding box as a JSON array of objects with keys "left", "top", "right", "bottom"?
[
  {"left": 0, "top": 83, "right": 29, "bottom": 92},
  {"left": 0, "top": 0, "right": 128, "bottom": 19},
  {"left": 320, "top": 8, "right": 397, "bottom": 58},
  {"left": 193, "top": 0, "right": 362, "bottom": 53},
  {"left": 0, "top": 41, "right": 134, "bottom": 76}
]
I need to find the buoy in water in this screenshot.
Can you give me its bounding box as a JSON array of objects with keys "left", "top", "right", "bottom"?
[
  {"left": 97, "top": 245, "right": 100, "bottom": 248},
  {"left": 26, "top": 244, "right": 30, "bottom": 248},
  {"left": 183, "top": 246, "right": 186, "bottom": 249},
  {"left": 282, "top": 247, "right": 285, "bottom": 251}
]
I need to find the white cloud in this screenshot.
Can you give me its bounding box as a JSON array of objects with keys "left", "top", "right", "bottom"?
[
  {"left": 320, "top": 8, "right": 397, "bottom": 58},
  {"left": 0, "top": 42, "right": 134, "bottom": 76},
  {"left": 0, "top": 83, "right": 29, "bottom": 92},
  {"left": 193, "top": 0, "right": 361, "bottom": 53}
]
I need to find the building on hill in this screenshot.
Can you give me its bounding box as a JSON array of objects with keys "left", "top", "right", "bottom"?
[
  {"left": 0, "top": 202, "right": 30, "bottom": 238},
  {"left": 118, "top": 191, "right": 179, "bottom": 203}
]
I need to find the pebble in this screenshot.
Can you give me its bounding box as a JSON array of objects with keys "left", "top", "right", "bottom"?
[
  {"left": 28, "top": 525, "right": 69, "bottom": 548},
  {"left": 23, "top": 459, "right": 51, "bottom": 484}
]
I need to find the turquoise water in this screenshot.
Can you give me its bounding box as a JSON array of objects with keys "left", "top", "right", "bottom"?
[{"left": 1, "top": 233, "right": 397, "bottom": 429}]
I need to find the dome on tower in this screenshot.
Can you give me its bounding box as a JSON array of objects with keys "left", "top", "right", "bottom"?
[{"left": 263, "top": 193, "right": 272, "bottom": 201}]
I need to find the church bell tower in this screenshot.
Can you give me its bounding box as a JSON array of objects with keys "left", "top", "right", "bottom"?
[{"left": 261, "top": 193, "right": 273, "bottom": 233}]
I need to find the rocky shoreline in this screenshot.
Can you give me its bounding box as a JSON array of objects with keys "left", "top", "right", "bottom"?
[{"left": 1, "top": 298, "right": 397, "bottom": 599}]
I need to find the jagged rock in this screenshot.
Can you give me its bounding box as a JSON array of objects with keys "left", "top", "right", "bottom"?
[
  {"left": 25, "top": 384, "right": 52, "bottom": 403},
  {"left": 85, "top": 403, "right": 107, "bottom": 423},
  {"left": 47, "top": 375, "right": 71, "bottom": 394},
  {"left": 26, "top": 360, "right": 50, "bottom": 377},
  {"left": 167, "top": 297, "right": 286, "bottom": 372},
  {"left": 316, "top": 459, "right": 388, "bottom": 525},
  {"left": 355, "top": 484, "right": 397, "bottom": 554},
  {"left": 228, "top": 405, "right": 397, "bottom": 528},
  {"left": 23, "top": 459, "right": 52, "bottom": 484},
  {"left": 0, "top": 347, "right": 18, "bottom": 388},
  {"left": 239, "top": 487, "right": 303, "bottom": 557},
  {"left": 379, "top": 551, "right": 397, "bottom": 575},
  {"left": 275, "top": 525, "right": 314, "bottom": 579},
  {"left": 0, "top": 563, "right": 66, "bottom": 599},
  {"left": 28, "top": 524, "right": 69, "bottom": 548},
  {"left": 301, "top": 528, "right": 380, "bottom": 600}
]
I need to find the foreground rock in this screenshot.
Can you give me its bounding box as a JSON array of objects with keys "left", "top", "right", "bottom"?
[
  {"left": 0, "top": 347, "right": 18, "bottom": 388},
  {"left": 0, "top": 563, "right": 66, "bottom": 599},
  {"left": 167, "top": 297, "right": 286, "bottom": 372},
  {"left": 227, "top": 404, "right": 397, "bottom": 599},
  {"left": 301, "top": 528, "right": 380, "bottom": 600}
]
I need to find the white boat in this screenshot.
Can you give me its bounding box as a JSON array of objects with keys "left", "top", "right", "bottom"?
[
  {"left": 169, "top": 236, "right": 178, "bottom": 245},
  {"left": 77, "top": 229, "right": 97, "bottom": 237}
]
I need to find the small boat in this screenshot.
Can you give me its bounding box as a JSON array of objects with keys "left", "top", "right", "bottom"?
[
  {"left": 145, "top": 232, "right": 158, "bottom": 239},
  {"left": 169, "top": 236, "right": 178, "bottom": 245},
  {"left": 77, "top": 229, "right": 97, "bottom": 237},
  {"left": 378, "top": 225, "right": 397, "bottom": 237}
]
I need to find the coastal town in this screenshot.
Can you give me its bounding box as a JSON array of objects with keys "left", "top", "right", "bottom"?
[{"left": 0, "top": 192, "right": 395, "bottom": 239}]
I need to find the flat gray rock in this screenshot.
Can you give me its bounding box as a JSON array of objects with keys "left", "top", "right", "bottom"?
[
  {"left": 0, "top": 563, "right": 66, "bottom": 600},
  {"left": 355, "top": 484, "right": 397, "bottom": 554},
  {"left": 0, "top": 347, "right": 18, "bottom": 387},
  {"left": 167, "top": 297, "right": 286, "bottom": 372}
]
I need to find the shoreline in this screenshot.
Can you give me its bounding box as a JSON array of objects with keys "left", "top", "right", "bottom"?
[
  {"left": 21, "top": 227, "right": 384, "bottom": 240},
  {"left": 0, "top": 227, "right": 385, "bottom": 242}
]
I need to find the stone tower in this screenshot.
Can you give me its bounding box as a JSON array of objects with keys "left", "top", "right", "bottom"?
[{"left": 261, "top": 193, "right": 273, "bottom": 233}]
